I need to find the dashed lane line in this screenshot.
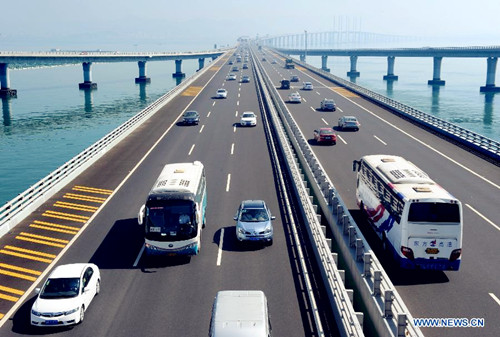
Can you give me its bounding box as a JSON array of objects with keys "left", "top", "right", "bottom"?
[{"left": 374, "top": 135, "right": 387, "bottom": 145}]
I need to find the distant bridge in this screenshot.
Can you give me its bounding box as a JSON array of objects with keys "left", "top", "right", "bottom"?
[{"left": 0, "top": 48, "right": 230, "bottom": 96}]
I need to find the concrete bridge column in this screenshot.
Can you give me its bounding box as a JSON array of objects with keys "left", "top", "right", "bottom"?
[
  {"left": 0, "top": 64, "right": 17, "bottom": 97},
  {"left": 321, "top": 55, "right": 330, "bottom": 72},
  {"left": 480, "top": 57, "right": 500, "bottom": 92},
  {"left": 172, "top": 59, "right": 186, "bottom": 78},
  {"left": 135, "top": 61, "right": 151, "bottom": 83},
  {"left": 383, "top": 56, "right": 398, "bottom": 80},
  {"left": 300, "top": 54, "right": 306, "bottom": 62},
  {"left": 347, "top": 56, "right": 360, "bottom": 77},
  {"left": 198, "top": 58, "right": 205, "bottom": 71},
  {"left": 428, "top": 57, "right": 445, "bottom": 85},
  {"left": 79, "top": 62, "right": 97, "bottom": 89}
]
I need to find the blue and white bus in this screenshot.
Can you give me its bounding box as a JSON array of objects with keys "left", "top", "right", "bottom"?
[
  {"left": 138, "top": 161, "right": 207, "bottom": 256},
  {"left": 353, "top": 155, "right": 462, "bottom": 270}
]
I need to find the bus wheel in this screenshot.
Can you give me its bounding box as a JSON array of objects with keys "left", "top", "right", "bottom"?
[{"left": 382, "top": 233, "right": 388, "bottom": 251}]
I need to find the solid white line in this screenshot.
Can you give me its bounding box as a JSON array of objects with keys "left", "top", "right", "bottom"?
[
  {"left": 207, "top": 111, "right": 211, "bottom": 117},
  {"left": 337, "top": 135, "right": 347, "bottom": 144},
  {"left": 231, "top": 143, "right": 235, "bottom": 155},
  {"left": 133, "top": 244, "right": 145, "bottom": 267},
  {"left": 310, "top": 106, "right": 315, "bottom": 112},
  {"left": 321, "top": 118, "right": 329, "bottom": 125},
  {"left": 374, "top": 135, "right": 387, "bottom": 145},
  {"left": 226, "top": 174, "right": 231, "bottom": 192},
  {"left": 216, "top": 228, "right": 224, "bottom": 266},
  {"left": 466, "top": 204, "right": 500, "bottom": 231},
  {"left": 199, "top": 125, "right": 205, "bottom": 133},
  {"left": 188, "top": 144, "right": 195, "bottom": 156},
  {"left": 489, "top": 293, "right": 500, "bottom": 307}
]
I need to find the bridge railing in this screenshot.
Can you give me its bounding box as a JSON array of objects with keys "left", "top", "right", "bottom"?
[
  {"left": 262, "top": 48, "right": 425, "bottom": 336},
  {"left": 0, "top": 50, "right": 229, "bottom": 238}
]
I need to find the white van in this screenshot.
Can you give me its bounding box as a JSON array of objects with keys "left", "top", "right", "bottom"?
[{"left": 210, "top": 290, "right": 272, "bottom": 337}]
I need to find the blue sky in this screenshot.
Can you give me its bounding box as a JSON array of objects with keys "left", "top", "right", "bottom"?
[{"left": 2, "top": 0, "right": 499, "bottom": 51}]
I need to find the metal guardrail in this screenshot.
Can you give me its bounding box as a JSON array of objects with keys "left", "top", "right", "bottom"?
[
  {"left": 283, "top": 53, "right": 500, "bottom": 162},
  {"left": 253, "top": 49, "right": 364, "bottom": 337},
  {"left": 259, "top": 48, "right": 425, "bottom": 336},
  {"left": 0, "top": 51, "right": 230, "bottom": 238}
]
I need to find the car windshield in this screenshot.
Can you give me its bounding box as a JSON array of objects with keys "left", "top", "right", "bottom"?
[
  {"left": 146, "top": 200, "right": 197, "bottom": 241},
  {"left": 320, "top": 129, "right": 335, "bottom": 135},
  {"left": 345, "top": 117, "right": 357, "bottom": 122},
  {"left": 40, "top": 278, "right": 80, "bottom": 299},
  {"left": 240, "top": 208, "right": 269, "bottom": 222},
  {"left": 185, "top": 111, "right": 197, "bottom": 117},
  {"left": 242, "top": 113, "right": 254, "bottom": 118},
  {"left": 217, "top": 90, "right": 225, "bottom": 93}
]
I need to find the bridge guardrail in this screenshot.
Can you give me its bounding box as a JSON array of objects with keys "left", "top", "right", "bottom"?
[
  {"left": 281, "top": 51, "right": 500, "bottom": 162},
  {"left": 253, "top": 49, "right": 363, "bottom": 337},
  {"left": 261, "top": 48, "right": 425, "bottom": 336},
  {"left": 0, "top": 50, "right": 230, "bottom": 238}
]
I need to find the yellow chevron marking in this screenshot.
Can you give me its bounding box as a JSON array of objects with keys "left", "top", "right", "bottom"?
[
  {"left": 18, "top": 232, "right": 69, "bottom": 244},
  {"left": 0, "top": 263, "right": 41, "bottom": 276},
  {"left": 0, "top": 250, "right": 53, "bottom": 264},
  {"left": 295, "top": 66, "right": 306, "bottom": 71},
  {"left": 181, "top": 86, "right": 203, "bottom": 96},
  {"left": 54, "top": 201, "right": 98, "bottom": 212},
  {"left": 0, "top": 313, "right": 4, "bottom": 319},
  {"left": 43, "top": 211, "right": 89, "bottom": 220},
  {"left": 15, "top": 236, "right": 66, "bottom": 248},
  {"left": 4, "top": 246, "right": 56, "bottom": 258},
  {"left": 0, "top": 293, "right": 19, "bottom": 302},
  {"left": 0, "top": 285, "right": 24, "bottom": 296},
  {"left": 72, "top": 186, "right": 113, "bottom": 195},
  {"left": 331, "top": 87, "right": 359, "bottom": 98},
  {"left": 30, "top": 224, "right": 78, "bottom": 235},
  {"left": 42, "top": 211, "right": 89, "bottom": 223},
  {"left": 63, "top": 193, "right": 106, "bottom": 203},
  {"left": 0, "top": 268, "right": 37, "bottom": 281},
  {"left": 33, "top": 220, "right": 80, "bottom": 231}
]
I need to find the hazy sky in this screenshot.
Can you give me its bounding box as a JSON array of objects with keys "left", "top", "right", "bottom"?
[{"left": 2, "top": 0, "right": 499, "bottom": 51}]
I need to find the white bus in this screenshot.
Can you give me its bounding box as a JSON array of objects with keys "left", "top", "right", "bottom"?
[
  {"left": 352, "top": 155, "right": 462, "bottom": 270},
  {"left": 138, "top": 161, "right": 207, "bottom": 256}
]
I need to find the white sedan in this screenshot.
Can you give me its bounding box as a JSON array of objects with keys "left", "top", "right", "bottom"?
[
  {"left": 31, "top": 263, "right": 100, "bottom": 327},
  {"left": 288, "top": 92, "right": 302, "bottom": 103},
  {"left": 216, "top": 88, "right": 228, "bottom": 98},
  {"left": 240, "top": 111, "right": 257, "bottom": 126},
  {"left": 302, "top": 82, "right": 313, "bottom": 90}
]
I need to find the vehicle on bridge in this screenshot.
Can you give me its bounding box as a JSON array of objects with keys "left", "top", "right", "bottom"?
[
  {"left": 320, "top": 98, "right": 336, "bottom": 111},
  {"left": 216, "top": 88, "right": 228, "bottom": 98},
  {"left": 138, "top": 161, "right": 207, "bottom": 256},
  {"left": 313, "top": 128, "right": 337, "bottom": 145},
  {"left": 338, "top": 116, "right": 359, "bottom": 130},
  {"left": 234, "top": 200, "right": 275, "bottom": 245},
  {"left": 182, "top": 110, "right": 200, "bottom": 125},
  {"left": 241, "top": 75, "right": 250, "bottom": 83},
  {"left": 353, "top": 155, "right": 463, "bottom": 270},
  {"left": 240, "top": 111, "right": 257, "bottom": 126},
  {"left": 288, "top": 92, "right": 301, "bottom": 103},
  {"left": 285, "top": 58, "right": 295, "bottom": 69},
  {"left": 280, "top": 79, "right": 291, "bottom": 89},
  {"left": 290, "top": 75, "right": 299, "bottom": 82},
  {"left": 302, "top": 82, "right": 313, "bottom": 90}
]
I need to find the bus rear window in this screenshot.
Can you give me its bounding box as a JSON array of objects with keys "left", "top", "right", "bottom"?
[{"left": 408, "top": 202, "right": 460, "bottom": 223}]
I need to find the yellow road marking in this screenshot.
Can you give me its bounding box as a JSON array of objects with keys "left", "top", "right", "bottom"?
[
  {"left": 0, "top": 263, "right": 41, "bottom": 275},
  {"left": 42, "top": 210, "right": 89, "bottom": 223},
  {"left": 33, "top": 220, "right": 80, "bottom": 231},
  {"left": 209, "top": 66, "right": 220, "bottom": 71},
  {"left": 4, "top": 246, "right": 56, "bottom": 258},
  {"left": 15, "top": 236, "right": 66, "bottom": 248},
  {"left": 0, "top": 313, "right": 3, "bottom": 319},
  {"left": 0, "top": 250, "right": 53, "bottom": 264},
  {"left": 72, "top": 186, "right": 113, "bottom": 195},
  {"left": 0, "top": 293, "right": 18, "bottom": 302},
  {"left": 18, "top": 232, "right": 69, "bottom": 244},
  {"left": 63, "top": 193, "right": 106, "bottom": 203},
  {"left": 0, "top": 268, "right": 37, "bottom": 281},
  {"left": 296, "top": 66, "right": 306, "bottom": 71},
  {"left": 182, "top": 86, "right": 203, "bottom": 96},
  {"left": 331, "top": 87, "right": 359, "bottom": 98},
  {"left": 30, "top": 224, "right": 78, "bottom": 235},
  {"left": 0, "top": 285, "right": 24, "bottom": 296},
  {"left": 54, "top": 201, "right": 98, "bottom": 212}
]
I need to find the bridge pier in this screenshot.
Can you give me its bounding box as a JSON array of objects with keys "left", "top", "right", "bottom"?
[
  {"left": 79, "top": 62, "right": 97, "bottom": 89},
  {"left": 300, "top": 54, "right": 306, "bottom": 62},
  {"left": 347, "top": 56, "right": 360, "bottom": 77},
  {"left": 135, "top": 61, "right": 151, "bottom": 83},
  {"left": 383, "top": 56, "right": 398, "bottom": 80},
  {"left": 172, "top": 59, "right": 186, "bottom": 78},
  {"left": 0, "top": 64, "right": 17, "bottom": 98},
  {"left": 480, "top": 57, "right": 500, "bottom": 92},
  {"left": 428, "top": 57, "right": 445, "bottom": 85},
  {"left": 321, "top": 55, "right": 330, "bottom": 72},
  {"left": 198, "top": 58, "right": 205, "bottom": 71}
]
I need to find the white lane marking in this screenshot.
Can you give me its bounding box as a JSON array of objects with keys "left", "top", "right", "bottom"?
[
  {"left": 310, "top": 106, "right": 315, "bottom": 112},
  {"left": 337, "top": 107, "right": 343, "bottom": 113},
  {"left": 466, "top": 204, "right": 500, "bottom": 231},
  {"left": 374, "top": 135, "right": 387, "bottom": 145},
  {"left": 321, "top": 118, "right": 329, "bottom": 125},
  {"left": 302, "top": 98, "right": 307, "bottom": 103},
  {"left": 489, "top": 293, "right": 500, "bottom": 307},
  {"left": 237, "top": 101, "right": 240, "bottom": 106},
  {"left": 133, "top": 244, "right": 145, "bottom": 267},
  {"left": 199, "top": 125, "right": 205, "bottom": 133},
  {"left": 316, "top": 91, "right": 321, "bottom": 95},
  {"left": 216, "top": 228, "right": 224, "bottom": 266},
  {"left": 207, "top": 111, "right": 211, "bottom": 117},
  {"left": 234, "top": 125, "right": 237, "bottom": 133},
  {"left": 235, "top": 110, "right": 238, "bottom": 117},
  {"left": 239, "top": 87, "right": 241, "bottom": 91},
  {"left": 238, "top": 93, "right": 240, "bottom": 98},
  {"left": 188, "top": 144, "right": 195, "bottom": 156},
  {"left": 231, "top": 143, "right": 235, "bottom": 155},
  {"left": 337, "top": 135, "right": 347, "bottom": 144},
  {"left": 316, "top": 76, "right": 500, "bottom": 190},
  {"left": 226, "top": 174, "right": 231, "bottom": 192},
  {"left": 212, "top": 101, "right": 216, "bottom": 106}
]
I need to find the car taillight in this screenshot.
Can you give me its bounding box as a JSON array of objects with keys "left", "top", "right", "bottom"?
[
  {"left": 449, "top": 248, "right": 461, "bottom": 261},
  {"left": 401, "top": 246, "right": 415, "bottom": 260}
]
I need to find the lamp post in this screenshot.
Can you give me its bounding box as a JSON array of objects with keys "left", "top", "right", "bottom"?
[{"left": 304, "top": 30, "right": 308, "bottom": 61}]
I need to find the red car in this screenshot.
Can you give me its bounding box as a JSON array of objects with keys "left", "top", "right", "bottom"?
[{"left": 313, "top": 128, "right": 337, "bottom": 145}]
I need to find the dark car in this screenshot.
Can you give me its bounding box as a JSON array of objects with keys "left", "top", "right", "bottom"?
[
  {"left": 280, "top": 79, "right": 290, "bottom": 89},
  {"left": 338, "top": 116, "right": 360, "bottom": 131},
  {"left": 182, "top": 110, "right": 200, "bottom": 125},
  {"left": 313, "top": 128, "right": 337, "bottom": 145},
  {"left": 290, "top": 75, "right": 299, "bottom": 82}
]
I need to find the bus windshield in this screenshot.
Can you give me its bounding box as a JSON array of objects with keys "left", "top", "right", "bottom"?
[
  {"left": 408, "top": 202, "right": 460, "bottom": 223},
  {"left": 145, "top": 200, "right": 196, "bottom": 241}
]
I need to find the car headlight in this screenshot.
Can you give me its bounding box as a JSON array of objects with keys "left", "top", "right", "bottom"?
[
  {"left": 237, "top": 227, "right": 245, "bottom": 234},
  {"left": 31, "top": 309, "right": 41, "bottom": 316},
  {"left": 264, "top": 225, "right": 272, "bottom": 233},
  {"left": 64, "top": 307, "right": 80, "bottom": 315}
]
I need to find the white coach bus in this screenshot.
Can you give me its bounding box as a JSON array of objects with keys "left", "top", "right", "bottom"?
[
  {"left": 138, "top": 161, "right": 207, "bottom": 256},
  {"left": 352, "top": 155, "right": 462, "bottom": 270}
]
